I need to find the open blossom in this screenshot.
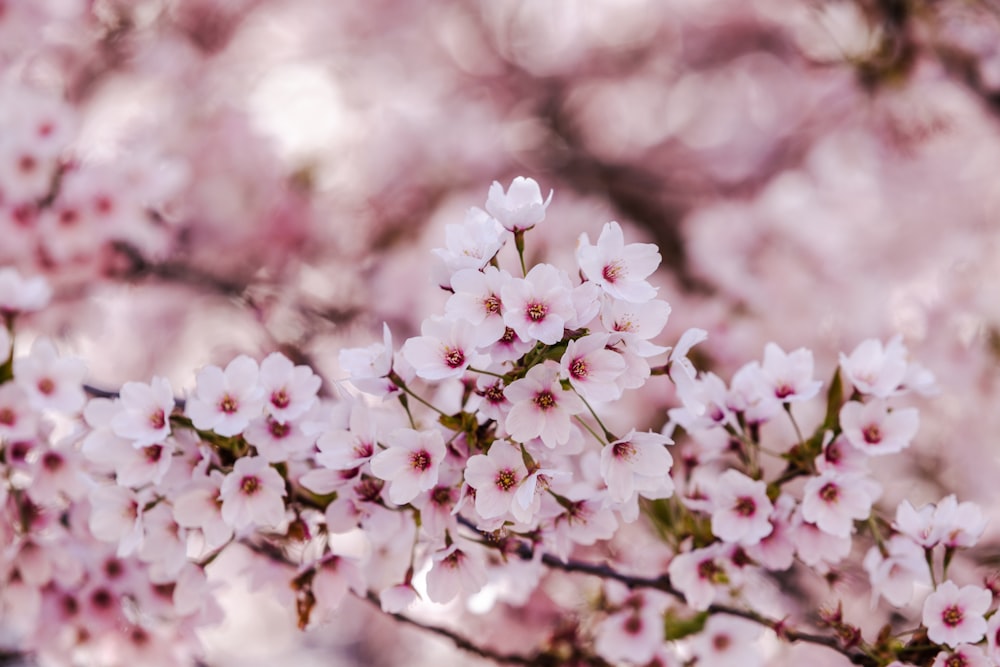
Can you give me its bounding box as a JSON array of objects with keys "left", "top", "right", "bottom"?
[
  {"left": 840, "top": 336, "right": 908, "bottom": 397},
  {"left": 840, "top": 399, "right": 919, "bottom": 456},
  {"left": 13, "top": 337, "right": 87, "bottom": 413},
  {"left": 863, "top": 535, "right": 931, "bottom": 607},
  {"left": 710, "top": 470, "right": 774, "bottom": 546},
  {"left": 258, "top": 352, "right": 321, "bottom": 423},
  {"left": 463, "top": 440, "right": 529, "bottom": 520},
  {"left": 339, "top": 323, "right": 396, "bottom": 397},
  {"left": 560, "top": 333, "right": 626, "bottom": 402},
  {"left": 369, "top": 428, "right": 446, "bottom": 505},
  {"left": 757, "top": 342, "right": 822, "bottom": 403},
  {"left": 218, "top": 456, "right": 287, "bottom": 530},
  {"left": 667, "top": 543, "right": 731, "bottom": 611},
  {"left": 895, "top": 496, "right": 987, "bottom": 549},
  {"left": 424, "top": 544, "right": 488, "bottom": 604},
  {"left": 111, "top": 376, "right": 174, "bottom": 447},
  {"left": 577, "top": 221, "right": 660, "bottom": 302},
  {"left": 445, "top": 266, "right": 511, "bottom": 346},
  {"left": 931, "top": 645, "right": 991, "bottom": 667},
  {"left": 401, "top": 316, "right": 480, "bottom": 381},
  {"left": 504, "top": 361, "right": 584, "bottom": 448},
  {"left": 800, "top": 471, "right": 880, "bottom": 538},
  {"left": 501, "top": 263, "right": 575, "bottom": 345},
  {"left": 690, "top": 615, "right": 763, "bottom": 667},
  {"left": 186, "top": 355, "right": 265, "bottom": 437},
  {"left": 922, "top": 581, "right": 991, "bottom": 647},
  {"left": 431, "top": 207, "right": 506, "bottom": 284},
  {"left": 600, "top": 430, "right": 674, "bottom": 505},
  {"left": 593, "top": 596, "right": 666, "bottom": 665},
  {"left": 485, "top": 176, "right": 552, "bottom": 232}
]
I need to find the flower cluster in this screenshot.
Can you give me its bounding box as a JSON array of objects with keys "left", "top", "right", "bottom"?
[{"left": 1, "top": 177, "right": 998, "bottom": 667}]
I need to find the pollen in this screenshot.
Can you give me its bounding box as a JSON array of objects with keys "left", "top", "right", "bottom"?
[
  {"left": 271, "top": 389, "right": 290, "bottom": 409},
  {"left": 482, "top": 382, "right": 506, "bottom": 405},
  {"left": 526, "top": 302, "right": 548, "bottom": 322},
  {"left": 37, "top": 378, "right": 55, "bottom": 395},
  {"left": 269, "top": 420, "right": 290, "bottom": 438},
  {"left": 149, "top": 409, "right": 166, "bottom": 430},
  {"left": 734, "top": 496, "right": 756, "bottom": 517},
  {"left": 219, "top": 394, "right": 239, "bottom": 414},
  {"left": 443, "top": 347, "right": 466, "bottom": 368},
  {"left": 818, "top": 482, "right": 839, "bottom": 503},
  {"left": 500, "top": 327, "right": 517, "bottom": 344},
  {"left": 241, "top": 475, "right": 260, "bottom": 495},
  {"left": 602, "top": 261, "right": 624, "bottom": 283},
  {"left": 862, "top": 424, "right": 882, "bottom": 444},
  {"left": 41, "top": 451, "right": 64, "bottom": 471},
  {"left": 533, "top": 390, "right": 556, "bottom": 410},
  {"left": 495, "top": 468, "right": 518, "bottom": 491},
  {"left": 143, "top": 445, "right": 163, "bottom": 463},
  {"left": 410, "top": 450, "right": 432, "bottom": 471},
  {"left": 483, "top": 295, "right": 501, "bottom": 314},
  {"left": 569, "top": 358, "right": 588, "bottom": 379},
  {"left": 942, "top": 604, "right": 964, "bottom": 627},
  {"left": 612, "top": 440, "right": 636, "bottom": 461}
]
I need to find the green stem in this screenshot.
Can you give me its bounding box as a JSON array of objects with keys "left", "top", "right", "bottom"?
[
  {"left": 514, "top": 229, "right": 528, "bottom": 277},
  {"left": 574, "top": 415, "right": 607, "bottom": 446},
  {"left": 467, "top": 366, "right": 506, "bottom": 380},
  {"left": 574, "top": 390, "right": 617, "bottom": 443}
]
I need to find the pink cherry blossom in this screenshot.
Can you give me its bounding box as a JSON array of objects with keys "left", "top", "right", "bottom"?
[
  {"left": 577, "top": 221, "right": 661, "bottom": 302},
  {"left": 258, "top": 352, "right": 321, "bottom": 423},
  {"left": 757, "top": 342, "right": 823, "bottom": 403},
  {"left": 401, "top": 316, "right": 480, "bottom": 381},
  {"left": 600, "top": 430, "right": 674, "bottom": 506},
  {"left": 840, "top": 399, "right": 919, "bottom": 456},
  {"left": 424, "top": 544, "right": 488, "bottom": 604},
  {"left": 930, "top": 644, "right": 991, "bottom": 667},
  {"left": 710, "top": 469, "right": 774, "bottom": 546},
  {"left": 463, "top": 440, "right": 529, "bottom": 520},
  {"left": 690, "top": 615, "right": 763, "bottom": 667},
  {"left": 501, "top": 264, "right": 576, "bottom": 345},
  {"left": 445, "top": 266, "right": 512, "bottom": 346},
  {"left": 369, "top": 428, "right": 447, "bottom": 505},
  {"left": 840, "top": 336, "right": 909, "bottom": 397},
  {"left": 923, "top": 581, "right": 991, "bottom": 647},
  {"left": 560, "top": 333, "right": 626, "bottom": 403},
  {"left": 485, "top": 176, "right": 552, "bottom": 232},
  {"left": 503, "top": 361, "right": 585, "bottom": 448},
  {"left": 186, "top": 355, "right": 265, "bottom": 437},
  {"left": 111, "top": 377, "right": 174, "bottom": 447},
  {"left": 432, "top": 207, "right": 507, "bottom": 285},
  {"left": 13, "top": 338, "right": 87, "bottom": 414},
  {"left": 863, "top": 535, "right": 931, "bottom": 607},
  {"left": 800, "top": 471, "right": 880, "bottom": 538},
  {"left": 218, "top": 456, "right": 287, "bottom": 530}
]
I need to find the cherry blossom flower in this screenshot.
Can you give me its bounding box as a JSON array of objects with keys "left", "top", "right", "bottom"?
[
  {"left": 186, "top": 355, "right": 265, "bottom": 437},
  {"left": 667, "top": 543, "right": 731, "bottom": 611},
  {"left": 401, "top": 316, "right": 480, "bottom": 381},
  {"left": 258, "top": 352, "right": 321, "bottom": 423},
  {"left": 840, "top": 399, "right": 919, "bottom": 456},
  {"left": 503, "top": 361, "right": 584, "bottom": 448},
  {"left": 338, "top": 323, "right": 397, "bottom": 397},
  {"left": 0, "top": 268, "right": 52, "bottom": 315},
  {"left": 895, "top": 497, "right": 987, "bottom": 549},
  {"left": 172, "top": 472, "right": 233, "bottom": 552},
  {"left": 593, "top": 597, "right": 666, "bottom": 666},
  {"left": 600, "top": 430, "right": 674, "bottom": 506},
  {"left": 0, "top": 382, "right": 39, "bottom": 441},
  {"left": 244, "top": 415, "right": 315, "bottom": 462},
  {"left": 110, "top": 377, "right": 175, "bottom": 447},
  {"left": 218, "top": 456, "right": 287, "bottom": 531},
  {"left": 485, "top": 176, "right": 552, "bottom": 232},
  {"left": 985, "top": 613, "right": 1000, "bottom": 665},
  {"left": 863, "top": 535, "right": 931, "bottom": 607},
  {"left": 690, "top": 615, "right": 763, "bottom": 667},
  {"left": 431, "top": 207, "right": 506, "bottom": 285},
  {"left": 463, "top": 440, "right": 529, "bottom": 520},
  {"left": 930, "top": 644, "right": 991, "bottom": 667},
  {"left": 757, "top": 342, "right": 823, "bottom": 403},
  {"left": 710, "top": 470, "right": 774, "bottom": 546},
  {"left": 923, "top": 581, "right": 991, "bottom": 647},
  {"left": 13, "top": 338, "right": 87, "bottom": 414},
  {"left": 800, "top": 471, "right": 880, "bottom": 538},
  {"left": 577, "top": 221, "right": 661, "bottom": 302},
  {"left": 501, "top": 264, "right": 575, "bottom": 345},
  {"left": 88, "top": 485, "right": 146, "bottom": 557},
  {"left": 369, "top": 428, "right": 447, "bottom": 505},
  {"left": 445, "top": 266, "right": 511, "bottom": 346},
  {"left": 559, "top": 333, "right": 626, "bottom": 402},
  {"left": 424, "top": 544, "right": 488, "bottom": 604},
  {"left": 840, "top": 336, "right": 909, "bottom": 397}
]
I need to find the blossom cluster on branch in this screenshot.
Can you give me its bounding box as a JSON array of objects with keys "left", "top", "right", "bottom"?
[{"left": 1, "top": 177, "right": 997, "bottom": 667}]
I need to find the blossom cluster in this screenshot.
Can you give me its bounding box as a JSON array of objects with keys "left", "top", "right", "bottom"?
[{"left": 1, "top": 178, "right": 998, "bottom": 667}]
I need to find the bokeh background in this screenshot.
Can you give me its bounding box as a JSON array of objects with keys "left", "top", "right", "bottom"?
[{"left": 4, "top": 0, "right": 1000, "bottom": 664}]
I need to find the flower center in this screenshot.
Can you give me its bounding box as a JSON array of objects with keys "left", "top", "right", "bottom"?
[
  {"left": 495, "top": 467, "right": 518, "bottom": 491},
  {"left": 612, "top": 440, "right": 636, "bottom": 461},
  {"left": 569, "top": 358, "right": 588, "bottom": 380},
  {"left": 526, "top": 302, "right": 548, "bottom": 322},
  {"left": 942, "top": 604, "right": 964, "bottom": 627},
  {"left": 697, "top": 559, "right": 723, "bottom": 581},
  {"left": 862, "top": 424, "right": 882, "bottom": 444},
  {"left": 149, "top": 409, "right": 166, "bottom": 430},
  {"left": 269, "top": 420, "right": 290, "bottom": 438},
  {"left": 431, "top": 486, "right": 454, "bottom": 506},
  {"left": 734, "top": 496, "right": 756, "bottom": 517},
  {"left": 945, "top": 654, "right": 968, "bottom": 667},
  {"left": 713, "top": 634, "right": 732, "bottom": 651},
  {"left": 143, "top": 445, "right": 163, "bottom": 463},
  {"left": 483, "top": 295, "right": 501, "bottom": 314},
  {"left": 500, "top": 327, "right": 517, "bottom": 344},
  {"left": 219, "top": 394, "right": 239, "bottom": 414},
  {"left": 271, "top": 389, "right": 290, "bottom": 409},
  {"left": 0, "top": 408, "right": 14, "bottom": 426},
  {"left": 623, "top": 614, "right": 643, "bottom": 635},
  {"left": 37, "top": 378, "right": 55, "bottom": 395},
  {"left": 444, "top": 347, "right": 465, "bottom": 369},
  {"left": 533, "top": 390, "right": 556, "bottom": 410},
  {"left": 241, "top": 475, "right": 260, "bottom": 495},
  {"left": 410, "top": 449, "right": 432, "bottom": 471},
  {"left": 602, "top": 261, "right": 624, "bottom": 283},
  {"left": 481, "top": 381, "right": 506, "bottom": 405},
  {"left": 41, "top": 451, "right": 64, "bottom": 471},
  {"left": 819, "top": 482, "right": 839, "bottom": 503},
  {"left": 774, "top": 383, "right": 794, "bottom": 399}
]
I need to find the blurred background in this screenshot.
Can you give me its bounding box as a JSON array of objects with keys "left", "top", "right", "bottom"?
[{"left": 4, "top": 0, "right": 1000, "bottom": 664}]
